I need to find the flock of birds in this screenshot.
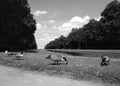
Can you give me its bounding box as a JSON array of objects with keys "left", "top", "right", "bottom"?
[
  {"left": 5, "top": 50, "right": 25, "bottom": 60},
  {"left": 4, "top": 50, "right": 110, "bottom": 76},
  {"left": 4, "top": 50, "right": 110, "bottom": 66},
  {"left": 46, "top": 54, "right": 110, "bottom": 67}
]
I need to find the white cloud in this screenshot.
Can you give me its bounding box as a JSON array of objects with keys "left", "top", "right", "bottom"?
[
  {"left": 95, "top": 16, "right": 101, "bottom": 21},
  {"left": 38, "top": 36, "right": 57, "bottom": 45},
  {"left": 38, "top": 34, "right": 57, "bottom": 42},
  {"left": 48, "top": 20, "right": 55, "bottom": 23},
  {"left": 70, "top": 16, "right": 89, "bottom": 23},
  {"left": 42, "top": 19, "right": 56, "bottom": 24},
  {"left": 43, "top": 33, "right": 49, "bottom": 36},
  {"left": 36, "top": 23, "right": 48, "bottom": 29},
  {"left": 33, "top": 10, "right": 48, "bottom": 16},
  {"left": 58, "top": 15, "right": 90, "bottom": 31},
  {"left": 36, "top": 23, "right": 42, "bottom": 30},
  {"left": 46, "top": 36, "right": 57, "bottom": 40},
  {"left": 48, "top": 11, "right": 57, "bottom": 18},
  {"left": 36, "top": 33, "right": 58, "bottom": 49}
]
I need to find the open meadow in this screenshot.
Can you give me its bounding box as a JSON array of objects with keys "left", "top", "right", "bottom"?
[{"left": 0, "top": 49, "right": 120, "bottom": 85}]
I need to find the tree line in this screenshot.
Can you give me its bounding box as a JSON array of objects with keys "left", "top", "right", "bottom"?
[{"left": 45, "top": 0, "right": 120, "bottom": 49}]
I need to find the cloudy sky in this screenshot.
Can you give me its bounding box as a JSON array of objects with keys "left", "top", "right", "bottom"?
[{"left": 29, "top": 0, "right": 113, "bottom": 49}]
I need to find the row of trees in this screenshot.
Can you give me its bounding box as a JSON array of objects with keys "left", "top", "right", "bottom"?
[
  {"left": 0, "top": 0, "right": 37, "bottom": 51},
  {"left": 45, "top": 0, "right": 120, "bottom": 49}
]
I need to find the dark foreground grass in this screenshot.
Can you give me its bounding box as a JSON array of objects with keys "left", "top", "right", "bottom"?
[{"left": 0, "top": 50, "right": 120, "bottom": 85}]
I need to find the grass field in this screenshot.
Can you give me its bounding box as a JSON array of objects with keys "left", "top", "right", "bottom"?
[{"left": 0, "top": 49, "right": 120, "bottom": 85}]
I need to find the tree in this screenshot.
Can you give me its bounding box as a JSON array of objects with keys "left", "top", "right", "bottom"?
[
  {"left": 101, "top": 0, "right": 120, "bottom": 21},
  {"left": 0, "top": 0, "right": 37, "bottom": 51},
  {"left": 67, "top": 28, "right": 84, "bottom": 49},
  {"left": 83, "top": 19, "right": 103, "bottom": 49},
  {"left": 45, "top": 0, "right": 120, "bottom": 49},
  {"left": 100, "top": 0, "right": 120, "bottom": 48},
  {"left": 45, "top": 35, "right": 69, "bottom": 49}
]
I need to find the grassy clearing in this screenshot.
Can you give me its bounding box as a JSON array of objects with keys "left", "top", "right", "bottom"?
[{"left": 0, "top": 49, "right": 120, "bottom": 85}]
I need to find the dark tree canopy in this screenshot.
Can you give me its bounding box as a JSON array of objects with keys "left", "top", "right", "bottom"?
[
  {"left": 101, "top": 0, "right": 120, "bottom": 21},
  {"left": 0, "top": 0, "right": 37, "bottom": 51},
  {"left": 45, "top": 0, "right": 120, "bottom": 49}
]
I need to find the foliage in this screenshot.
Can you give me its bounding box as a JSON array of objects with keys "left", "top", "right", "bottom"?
[
  {"left": 45, "top": 35, "right": 69, "bottom": 49},
  {"left": 45, "top": 0, "right": 120, "bottom": 49},
  {"left": 0, "top": 0, "right": 37, "bottom": 51}
]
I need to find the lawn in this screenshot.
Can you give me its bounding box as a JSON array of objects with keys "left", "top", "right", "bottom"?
[{"left": 0, "top": 49, "right": 120, "bottom": 85}]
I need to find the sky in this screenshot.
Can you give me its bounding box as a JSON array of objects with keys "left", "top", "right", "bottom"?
[{"left": 29, "top": 0, "right": 114, "bottom": 49}]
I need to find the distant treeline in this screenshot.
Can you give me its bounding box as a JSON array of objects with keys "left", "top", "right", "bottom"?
[{"left": 45, "top": 0, "right": 120, "bottom": 49}]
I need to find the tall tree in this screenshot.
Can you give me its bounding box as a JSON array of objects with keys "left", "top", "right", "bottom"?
[
  {"left": 83, "top": 19, "right": 103, "bottom": 49},
  {"left": 0, "top": 0, "right": 37, "bottom": 51},
  {"left": 100, "top": 0, "right": 120, "bottom": 48}
]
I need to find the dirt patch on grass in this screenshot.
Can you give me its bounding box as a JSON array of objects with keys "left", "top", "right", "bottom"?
[{"left": 0, "top": 65, "right": 108, "bottom": 86}]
